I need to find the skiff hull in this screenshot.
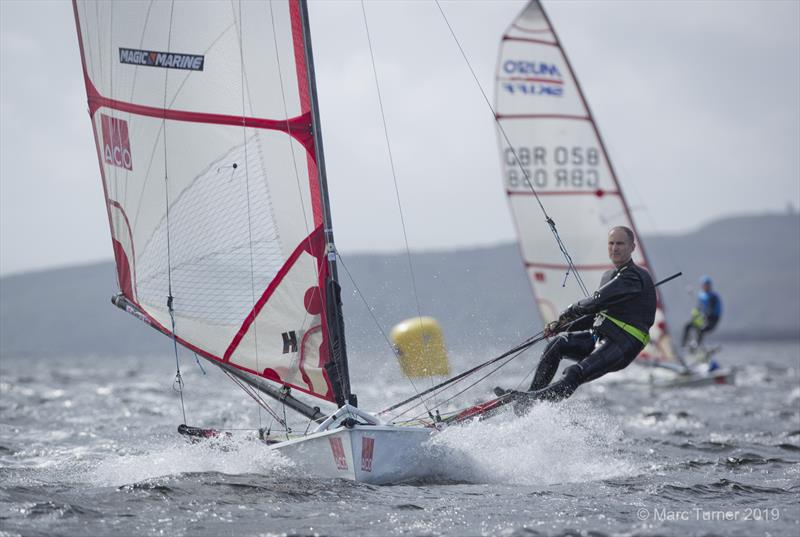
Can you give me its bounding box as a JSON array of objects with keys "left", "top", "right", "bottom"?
[
  {"left": 647, "top": 367, "right": 736, "bottom": 388},
  {"left": 271, "top": 424, "right": 439, "bottom": 484}
]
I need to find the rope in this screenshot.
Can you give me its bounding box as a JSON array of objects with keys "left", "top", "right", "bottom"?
[
  {"left": 391, "top": 342, "right": 530, "bottom": 424},
  {"left": 359, "top": 0, "right": 436, "bottom": 411},
  {"left": 158, "top": 0, "right": 187, "bottom": 425},
  {"left": 379, "top": 329, "right": 545, "bottom": 416},
  {"left": 222, "top": 369, "right": 286, "bottom": 426}
]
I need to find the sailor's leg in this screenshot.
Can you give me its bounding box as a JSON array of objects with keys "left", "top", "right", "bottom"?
[
  {"left": 523, "top": 336, "right": 642, "bottom": 404},
  {"left": 681, "top": 323, "right": 690, "bottom": 347},
  {"left": 697, "top": 316, "right": 719, "bottom": 345},
  {"left": 576, "top": 336, "right": 642, "bottom": 383},
  {"left": 528, "top": 331, "right": 594, "bottom": 391},
  {"left": 525, "top": 365, "right": 583, "bottom": 402}
]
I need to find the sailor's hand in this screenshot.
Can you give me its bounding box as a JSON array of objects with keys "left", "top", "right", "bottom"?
[
  {"left": 544, "top": 320, "right": 561, "bottom": 337},
  {"left": 563, "top": 303, "right": 581, "bottom": 321}
]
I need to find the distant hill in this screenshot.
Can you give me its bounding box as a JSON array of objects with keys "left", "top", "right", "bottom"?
[{"left": 1, "top": 212, "right": 797, "bottom": 358}]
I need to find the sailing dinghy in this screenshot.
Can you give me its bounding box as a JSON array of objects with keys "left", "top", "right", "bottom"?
[
  {"left": 72, "top": 0, "right": 448, "bottom": 484},
  {"left": 494, "top": 0, "right": 734, "bottom": 388}
]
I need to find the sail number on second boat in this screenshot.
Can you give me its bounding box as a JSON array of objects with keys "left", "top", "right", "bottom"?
[{"left": 504, "top": 146, "right": 601, "bottom": 190}]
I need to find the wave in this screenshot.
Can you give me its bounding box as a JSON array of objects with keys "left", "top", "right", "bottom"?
[{"left": 428, "top": 399, "right": 638, "bottom": 485}]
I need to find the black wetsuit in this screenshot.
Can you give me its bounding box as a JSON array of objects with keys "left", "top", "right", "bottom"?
[{"left": 526, "top": 259, "right": 657, "bottom": 402}]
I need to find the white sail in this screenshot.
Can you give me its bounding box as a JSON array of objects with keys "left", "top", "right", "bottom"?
[
  {"left": 495, "top": 1, "right": 676, "bottom": 361},
  {"left": 73, "top": 0, "right": 343, "bottom": 401}
]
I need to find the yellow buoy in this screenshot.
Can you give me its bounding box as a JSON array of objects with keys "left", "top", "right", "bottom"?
[{"left": 390, "top": 316, "right": 450, "bottom": 378}]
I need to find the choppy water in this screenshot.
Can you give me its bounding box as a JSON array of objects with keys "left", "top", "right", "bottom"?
[{"left": 1, "top": 340, "right": 798, "bottom": 536}]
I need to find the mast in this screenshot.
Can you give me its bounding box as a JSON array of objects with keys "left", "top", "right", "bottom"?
[{"left": 298, "top": 0, "right": 354, "bottom": 407}]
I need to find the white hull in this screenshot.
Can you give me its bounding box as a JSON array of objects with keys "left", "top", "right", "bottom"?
[
  {"left": 658, "top": 367, "right": 736, "bottom": 388},
  {"left": 266, "top": 405, "right": 441, "bottom": 484},
  {"left": 647, "top": 367, "right": 736, "bottom": 388},
  {"left": 271, "top": 424, "right": 438, "bottom": 484}
]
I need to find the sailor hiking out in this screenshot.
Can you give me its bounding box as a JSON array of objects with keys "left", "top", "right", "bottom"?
[
  {"left": 681, "top": 275, "right": 722, "bottom": 348},
  {"left": 496, "top": 226, "right": 657, "bottom": 405}
]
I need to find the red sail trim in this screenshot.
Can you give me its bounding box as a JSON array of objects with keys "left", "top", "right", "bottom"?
[
  {"left": 526, "top": 262, "right": 617, "bottom": 271},
  {"left": 299, "top": 325, "right": 323, "bottom": 393},
  {"left": 498, "top": 76, "right": 564, "bottom": 85},
  {"left": 111, "top": 240, "right": 134, "bottom": 300},
  {"left": 496, "top": 114, "right": 589, "bottom": 121},
  {"left": 223, "top": 225, "right": 325, "bottom": 361},
  {"left": 114, "top": 291, "right": 334, "bottom": 402},
  {"left": 107, "top": 200, "right": 138, "bottom": 299},
  {"left": 73, "top": 11, "right": 314, "bottom": 154},
  {"left": 508, "top": 190, "right": 620, "bottom": 197},
  {"left": 288, "top": 1, "right": 335, "bottom": 401},
  {"left": 511, "top": 23, "right": 552, "bottom": 35},
  {"left": 502, "top": 36, "right": 558, "bottom": 47},
  {"left": 288, "top": 0, "right": 323, "bottom": 228},
  {"left": 84, "top": 85, "right": 314, "bottom": 154}
]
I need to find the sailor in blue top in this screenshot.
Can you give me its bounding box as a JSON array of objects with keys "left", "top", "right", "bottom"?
[
  {"left": 681, "top": 275, "right": 722, "bottom": 348},
  {"left": 495, "top": 226, "right": 657, "bottom": 404}
]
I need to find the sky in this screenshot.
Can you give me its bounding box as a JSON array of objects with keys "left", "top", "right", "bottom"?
[{"left": 1, "top": 0, "right": 798, "bottom": 276}]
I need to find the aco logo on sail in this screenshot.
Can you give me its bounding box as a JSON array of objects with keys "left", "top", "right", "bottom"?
[{"left": 100, "top": 115, "right": 133, "bottom": 171}]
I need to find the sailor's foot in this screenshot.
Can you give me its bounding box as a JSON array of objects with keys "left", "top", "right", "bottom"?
[
  {"left": 494, "top": 387, "right": 523, "bottom": 398},
  {"left": 512, "top": 392, "right": 536, "bottom": 416}
]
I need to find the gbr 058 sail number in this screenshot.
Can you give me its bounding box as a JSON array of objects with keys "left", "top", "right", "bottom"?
[{"left": 505, "top": 145, "right": 600, "bottom": 190}]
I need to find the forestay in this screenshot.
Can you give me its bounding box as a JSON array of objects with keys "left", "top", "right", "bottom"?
[
  {"left": 495, "top": 0, "right": 675, "bottom": 360},
  {"left": 73, "top": 0, "right": 342, "bottom": 403}
]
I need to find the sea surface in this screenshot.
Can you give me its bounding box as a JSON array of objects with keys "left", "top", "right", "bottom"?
[{"left": 1, "top": 340, "right": 798, "bottom": 537}]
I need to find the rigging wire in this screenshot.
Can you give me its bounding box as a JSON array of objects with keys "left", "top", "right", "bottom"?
[
  {"left": 400, "top": 342, "right": 532, "bottom": 424},
  {"left": 379, "top": 329, "right": 545, "bottom": 417},
  {"left": 335, "top": 253, "right": 434, "bottom": 417},
  {"left": 222, "top": 369, "right": 286, "bottom": 427},
  {"left": 431, "top": 0, "right": 589, "bottom": 298},
  {"left": 334, "top": 254, "right": 396, "bottom": 355},
  {"left": 359, "top": 0, "right": 438, "bottom": 408},
  {"left": 159, "top": 0, "right": 187, "bottom": 425}
]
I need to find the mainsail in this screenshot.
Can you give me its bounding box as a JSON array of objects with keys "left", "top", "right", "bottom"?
[
  {"left": 73, "top": 0, "right": 350, "bottom": 406},
  {"left": 495, "top": 0, "right": 675, "bottom": 360}
]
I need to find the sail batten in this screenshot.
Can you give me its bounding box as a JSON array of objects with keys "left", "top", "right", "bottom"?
[
  {"left": 75, "top": 0, "right": 348, "bottom": 404},
  {"left": 496, "top": 0, "right": 676, "bottom": 361}
]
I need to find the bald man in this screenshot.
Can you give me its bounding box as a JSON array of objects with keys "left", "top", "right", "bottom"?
[{"left": 496, "top": 226, "right": 657, "bottom": 405}]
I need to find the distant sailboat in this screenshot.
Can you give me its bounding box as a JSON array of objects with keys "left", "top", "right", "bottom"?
[{"left": 494, "top": 0, "right": 733, "bottom": 385}]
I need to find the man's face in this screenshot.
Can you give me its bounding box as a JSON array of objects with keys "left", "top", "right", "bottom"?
[{"left": 608, "top": 228, "right": 635, "bottom": 267}]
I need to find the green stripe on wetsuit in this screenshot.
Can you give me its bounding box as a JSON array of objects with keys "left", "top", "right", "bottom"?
[{"left": 600, "top": 312, "right": 650, "bottom": 346}]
